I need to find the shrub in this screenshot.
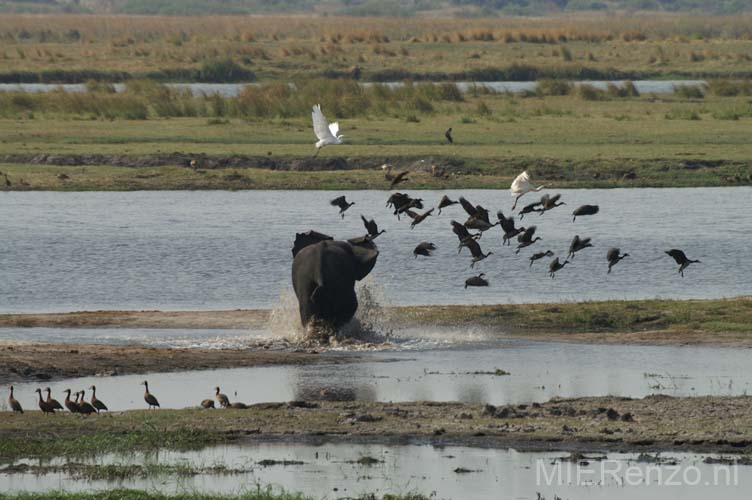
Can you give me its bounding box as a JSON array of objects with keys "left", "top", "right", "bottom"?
[
  {"left": 673, "top": 84, "right": 705, "bottom": 99},
  {"left": 574, "top": 84, "right": 605, "bottom": 100},
  {"left": 536, "top": 79, "right": 573, "bottom": 96},
  {"left": 198, "top": 57, "right": 255, "bottom": 83}
]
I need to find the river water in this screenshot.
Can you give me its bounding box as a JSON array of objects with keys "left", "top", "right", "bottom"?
[
  {"left": 0, "top": 80, "right": 706, "bottom": 96},
  {"left": 1, "top": 188, "right": 750, "bottom": 314}
]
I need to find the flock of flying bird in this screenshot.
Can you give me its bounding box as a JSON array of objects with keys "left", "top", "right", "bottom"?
[
  {"left": 5, "top": 381, "right": 251, "bottom": 414},
  {"left": 316, "top": 103, "right": 701, "bottom": 287}
]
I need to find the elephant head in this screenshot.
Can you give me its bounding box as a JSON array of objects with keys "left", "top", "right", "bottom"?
[{"left": 291, "top": 231, "right": 379, "bottom": 331}]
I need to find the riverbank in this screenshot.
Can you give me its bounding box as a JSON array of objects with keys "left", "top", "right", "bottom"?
[{"left": 1, "top": 396, "right": 751, "bottom": 462}]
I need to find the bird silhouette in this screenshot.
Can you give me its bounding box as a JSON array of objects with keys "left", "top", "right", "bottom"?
[
  {"left": 383, "top": 165, "right": 410, "bottom": 189},
  {"left": 538, "top": 193, "right": 565, "bottom": 215},
  {"left": 465, "top": 239, "right": 493, "bottom": 268},
  {"left": 437, "top": 195, "right": 458, "bottom": 214},
  {"left": 312, "top": 104, "right": 344, "bottom": 157},
  {"left": 518, "top": 200, "right": 542, "bottom": 219},
  {"left": 510, "top": 171, "right": 545, "bottom": 210},
  {"left": 548, "top": 257, "right": 569, "bottom": 278},
  {"left": 451, "top": 220, "right": 481, "bottom": 253},
  {"left": 515, "top": 226, "right": 542, "bottom": 254},
  {"left": 330, "top": 195, "right": 355, "bottom": 218},
  {"left": 666, "top": 249, "right": 700, "bottom": 277},
  {"left": 445, "top": 127, "right": 453, "bottom": 144},
  {"left": 572, "top": 204, "right": 599, "bottom": 222},
  {"left": 407, "top": 208, "right": 434, "bottom": 229},
  {"left": 529, "top": 250, "right": 554, "bottom": 267},
  {"left": 568, "top": 235, "right": 593, "bottom": 259},
  {"left": 465, "top": 273, "right": 489, "bottom": 288},
  {"left": 607, "top": 247, "right": 629, "bottom": 273},
  {"left": 361, "top": 215, "right": 385, "bottom": 239},
  {"left": 413, "top": 242, "right": 436, "bottom": 258},
  {"left": 497, "top": 211, "right": 525, "bottom": 246}
]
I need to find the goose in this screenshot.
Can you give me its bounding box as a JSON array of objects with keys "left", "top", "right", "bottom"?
[
  {"left": 568, "top": 235, "right": 593, "bottom": 259},
  {"left": 141, "top": 381, "right": 160, "bottom": 409},
  {"left": 64, "top": 389, "right": 79, "bottom": 413},
  {"left": 77, "top": 391, "right": 97, "bottom": 415},
  {"left": 607, "top": 248, "right": 629, "bottom": 274},
  {"left": 529, "top": 250, "right": 554, "bottom": 267},
  {"left": 538, "top": 194, "right": 565, "bottom": 215},
  {"left": 497, "top": 211, "right": 525, "bottom": 245},
  {"left": 465, "top": 239, "right": 493, "bottom": 268},
  {"left": 201, "top": 399, "right": 215, "bottom": 409},
  {"left": 445, "top": 127, "right": 453, "bottom": 144},
  {"left": 666, "top": 249, "right": 700, "bottom": 277},
  {"left": 361, "top": 215, "right": 385, "bottom": 239},
  {"left": 437, "top": 195, "right": 458, "bottom": 214},
  {"left": 35, "top": 388, "right": 56, "bottom": 415},
  {"left": 215, "top": 387, "right": 230, "bottom": 408},
  {"left": 464, "top": 273, "right": 489, "bottom": 288},
  {"left": 518, "top": 200, "right": 542, "bottom": 219},
  {"left": 407, "top": 208, "right": 434, "bottom": 229},
  {"left": 330, "top": 195, "right": 354, "bottom": 218},
  {"left": 548, "top": 257, "right": 569, "bottom": 278},
  {"left": 451, "top": 220, "right": 480, "bottom": 253},
  {"left": 382, "top": 166, "right": 410, "bottom": 189},
  {"left": 515, "top": 226, "right": 541, "bottom": 254},
  {"left": 510, "top": 171, "right": 545, "bottom": 210},
  {"left": 8, "top": 386, "right": 23, "bottom": 414},
  {"left": 89, "top": 385, "right": 108, "bottom": 413},
  {"left": 45, "top": 388, "right": 64, "bottom": 412},
  {"left": 572, "top": 204, "right": 599, "bottom": 222},
  {"left": 413, "top": 242, "right": 436, "bottom": 258}
]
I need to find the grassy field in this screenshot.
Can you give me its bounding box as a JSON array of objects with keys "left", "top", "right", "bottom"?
[
  {"left": 2, "top": 14, "right": 752, "bottom": 82},
  {"left": 1, "top": 88, "right": 751, "bottom": 190}
]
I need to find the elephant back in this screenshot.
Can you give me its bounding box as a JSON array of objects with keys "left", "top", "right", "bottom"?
[{"left": 292, "top": 230, "right": 334, "bottom": 257}]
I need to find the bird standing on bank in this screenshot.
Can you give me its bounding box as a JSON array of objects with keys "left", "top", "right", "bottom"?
[
  {"left": 141, "top": 381, "right": 160, "bottom": 409},
  {"left": 666, "top": 249, "right": 700, "bottom": 277},
  {"left": 330, "top": 195, "right": 355, "bottom": 218},
  {"left": 607, "top": 248, "right": 629, "bottom": 274},
  {"left": 64, "top": 389, "right": 79, "bottom": 413},
  {"left": 444, "top": 127, "right": 453, "bottom": 144},
  {"left": 311, "top": 104, "right": 344, "bottom": 157},
  {"left": 215, "top": 387, "right": 230, "bottom": 408},
  {"left": 89, "top": 385, "right": 108, "bottom": 413},
  {"left": 35, "top": 388, "right": 54, "bottom": 414},
  {"left": 77, "top": 391, "right": 97, "bottom": 415},
  {"left": 510, "top": 171, "right": 545, "bottom": 210},
  {"left": 45, "top": 387, "right": 64, "bottom": 412}
]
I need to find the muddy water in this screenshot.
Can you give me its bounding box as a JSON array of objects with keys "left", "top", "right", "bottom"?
[
  {"left": 0, "top": 442, "right": 748, "bottom": 499},
  {"left": 8, "top": 335, "right": 752, "bottom": 410},
  {"left": 2, "top": 188, "right": 751, "bottom": 314}
]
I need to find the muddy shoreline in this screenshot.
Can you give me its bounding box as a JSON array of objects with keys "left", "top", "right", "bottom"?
[
  {"left": 2, "top": 397, "right": 752, "bottom": 458},
  {"left": 0, "top": 341, "right": 355, "bottom": 383}
]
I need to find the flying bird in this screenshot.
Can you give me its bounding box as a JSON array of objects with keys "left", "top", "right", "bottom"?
[
  {"left": 510, "top": 171, "right": 545, "bottom": 210},
  {"left": 407, "top": 208, "right": 434, "bottom": 229},
  {"left": 361, "top": 215, "right": 385, "bottom": 239},
  {"left": 572, "top": 204, "right": 600, "bottom": 222},
  {"left": 529, "top": 250, "right": 554, "bottom": 267},
  {"left": 437, "top": 195, "right": 458, "bottom": 214},
  {"left": 515, "top": 226, "right": 542, "bottom": 254},
  {"left": 665, "top": 249, "right": 700, "bottom": 277},
  {"left": 518, "top": 200, "right": 542, "bottom": 220},
  {"left": 497, "top": 211, "right": 525, "bottom": 246},
  {"left": 607, "top": 247, "right": 629, "bottom": 274},
  {"left": 445, "top": 127, "right": 453, "bottom": 144},
  {"left": 548, "top": 257, "right": 569, "bottom": 279},
  {"left": 312, "top": 104, "right": 344, "bottom": 157},
  {"left": 383, "top": 165, "right": 410, "bottom": 189},
  {"left": 465, "top": 273, "right": 489, "bottom": 289},
  {"left": 451, "top": 220, "right": 480, "bottom": 253},
  {"left": 465, "top": 239, "right": 493, "bottom": 268},
  {"left": 413, "top": 242, "right": 436, "bottom": 258},
  {"left": 538, "top": 193, "right": 565, "bottom": 215},
  {"left": 568, "top": 235, "right": 593, "bottom": 259},
  {"left": 330, "top": 195, "right": 355, "bottom": 218}
]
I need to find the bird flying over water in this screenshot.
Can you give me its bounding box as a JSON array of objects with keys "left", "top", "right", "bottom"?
[
  {"left": 538, "top": 193, "right": 565, "bottom": 215},
  {"left": 529, "top": 250, "right": 554, "bottom": 267},
  {"left": 548, "top": 257, "right": 569, "bottom": 279},
  {"left": 568, "top": 235, "right": 593, "bottom": 259},
  {"left": 437, "top": 195, "right": 458, "bottom": 214},
  {"left": 515, "top": 226, "right": 541, "bottom": 254},
  {"left": 666, "top": 249, "right": 700, "bottom": 277},
  {"left": 607, "top": 247, "right": 629, "bottom": 274},
  {"left": 510, "top": 171, "right": 545, "bottom": 210},
  {"left": 497, "top": 211, "right": 525, "bottom": 246},
  {"left": 572, "top": 204, "right": 600, "bottom": 222},
  {"left": 330, "top": 195, "right": 355, "bottom": 218},
  {"left": 413, "top": 242, "right": 436, "bottom": 258},
  {"left": 312, "top": 104, "right": 343, "bottom": 157},
  {"left": 361, "top": 215, "right": 385, "bottom": 239}
]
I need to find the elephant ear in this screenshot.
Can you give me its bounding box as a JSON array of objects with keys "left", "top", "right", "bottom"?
[{"left": 350, "top": 243, "right": 379, "bottom": 281}]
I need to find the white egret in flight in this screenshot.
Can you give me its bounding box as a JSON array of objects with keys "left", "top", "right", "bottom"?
[
  {"left": 510, "top": 170, "right": 545, "bottom": 210},
  {"left": 312, "top": 104, "right": 344, "bottom": 157}
]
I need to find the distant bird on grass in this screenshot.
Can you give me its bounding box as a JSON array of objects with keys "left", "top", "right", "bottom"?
[
  {"left": 568, "top": 235, "right": 593, "bottom": 259},
  {"left": 361, "top": 215, "right": 385, "bottom": 239},
  {"left": 331, "top": 195, "right": 355, "bottom": 218},
  {"left": 9, "top": 386, "right": 22, "bottom": 414},
  {"left": 215, "top": 387, "right": 230, "bottom": 408},
  {"left": 529, "top": 250, "right": 554, "bottom": 267},
  {"left": 437, "top": 195, "right": 458, "bottom": 214},
  {"left": 666, "top": 249, "right": 700, "bottom": 277},
  {"left": 572, "top": 204, "right": 599, "bottom": 222},
  {"left": 413, "top": 242, "right": 436, "bottom": 258},
  {"left": 45, "top": 387, "right": 63, "bottom": 412},
  {"left": 312, "top": 104, "right": 343, "bottom": 157},
  {"left": 548, "top": 257, "right": 569, "bottom": 278},
  {"left": 3, "top": 173, "right": 11, "bottom": 188},
  {"left": 510, "top": 171, "right": 544, "bottom": 210},
  {"left": 465, "top": 273, "right": 488, "bottom": 288},
  {"left": 607, "top": 247, "right": 629, "bottom": 274},
  {"left": 515, "top": 226, "right": 541, "bottom": 254},
  {"left": 445, "top": 127, "right": 453, "bottom": 144},
  {"left": 89, "top": 385, "right": 108, "bottom": 413},
  {"left": 141, "top": 381, "right": 160, "bottom": 410}
]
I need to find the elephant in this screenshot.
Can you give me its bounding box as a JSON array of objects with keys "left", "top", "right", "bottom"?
[{"left": 291, "top": 230, "right": 379, "bottom": 330}]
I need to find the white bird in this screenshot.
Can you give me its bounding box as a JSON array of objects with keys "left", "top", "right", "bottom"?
[
  {"left": 312, "top": 104, "right": 344, "bottom": 157},
  {"left": 510, "top": 171, "right": 545, "bottom": 210}
]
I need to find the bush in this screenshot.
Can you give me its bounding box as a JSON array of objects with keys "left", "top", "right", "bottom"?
[
  {"left": 198, "top": 57, "right": 255, "bottom": 83},
  {"left": 536, "top": 79, "right": 573, "bottom": 96},
  {"left": 705, "top": 79, "right": 752, "bottom": 96},
  {"left": 438, "top": 82, "right": 464, "bottom": 101},
  {"left": 574, "top": 84, "right": 605, "bottom": 100}
]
